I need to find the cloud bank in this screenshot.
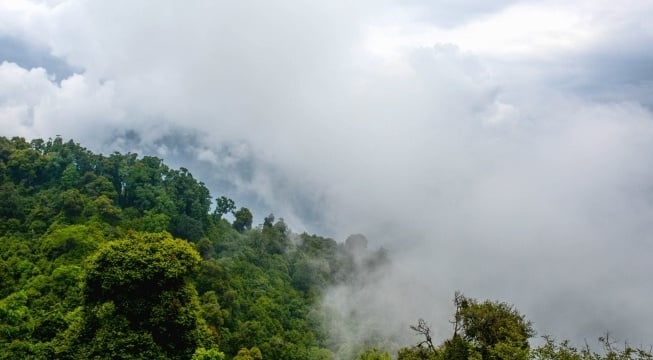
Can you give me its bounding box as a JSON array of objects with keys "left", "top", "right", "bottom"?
[{"left": 2, "top": 0, "right": 653, "bottom": 349}]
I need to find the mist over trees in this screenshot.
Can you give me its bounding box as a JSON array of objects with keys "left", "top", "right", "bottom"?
[
  {"left": 0, "top": 136, "right": 649, "bottom": 360},
  {"left": 0, "top": 136, "right": 389, "bottom": 359}
]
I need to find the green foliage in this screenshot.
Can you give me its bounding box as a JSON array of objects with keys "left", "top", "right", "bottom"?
[
  {"left": 439, "top": 335, "right": 479, "bottom": 360},
  {"left": 192, "top": 347, "right": 226, "bottom": 360},
  {"left": 531, "top": 337, "right": 588, "bottom": 360},
  {"left": 215, "top": 196, "right": 236, "bottom": 218},
  {"left": 40, "top": 224, "right": 104, "bottom": 264},
  {"left": 0, "top": 182, "right": 23, "bottom": 221},
  {"left": 77, "top": 232, "right": 212, "bottom": 359},
  {"left": 73, "top": 304, "right": 168, "bottom": 360},
  {"left": 0, "top": 291, "right": 33, "bottom": 339},
  {"left": 232, "top": 207, "right": 253, "bottom": 233},
  {"left": 83, "top": 174, "right": 118, "bottom": 200},
  {"left": 7, "top": 147, "right": 46, "bottom": 185},
  {"left": 60, "top": 163, "right": 81, "bottom": 189},
  {"left": 232, "top": 347, "right": 263, "bottom": 360},
  {"left": 532, "top": 336, "right": 653, "bottom": 360},
  {"left": 454, "top": 294, "right": 534, "bottom": 360},
  {"left": 400, "top": 294, "right": 534, "bottom": 360},
  {"left": 358, "top": 348, "right": 392, "bottom": 360},
  {"left": 90, "top": 194, "right": 122, "bottom": 224},
  {"left": 171, "top": 214, "right": 206, "bottom": 242},
  {"left": 83, "top": 232, "right": 200, "bottom": 305},
  {"left": 397, "top": 346, "right": 438, "bottom": 360}
]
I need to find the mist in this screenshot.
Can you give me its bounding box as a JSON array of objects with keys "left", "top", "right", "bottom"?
[{"left": 2, "top": 0, "right": 653, "bottom": 350}]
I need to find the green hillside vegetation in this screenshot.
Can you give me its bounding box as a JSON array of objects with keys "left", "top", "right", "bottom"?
[
  {"left": 0, "top": 136, "right": 649, "bottom": 360},
  {"left": 0, "top": 136, "right": 385, "bottom": 359}
]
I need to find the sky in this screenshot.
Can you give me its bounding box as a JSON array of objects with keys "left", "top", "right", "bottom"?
[{"left": 2, "top": 0, "right": 653, "bottom": 350}]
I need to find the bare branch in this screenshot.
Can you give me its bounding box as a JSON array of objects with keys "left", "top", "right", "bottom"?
[{"left": 410, "top": 318, "right": 436, "bottom": 353}]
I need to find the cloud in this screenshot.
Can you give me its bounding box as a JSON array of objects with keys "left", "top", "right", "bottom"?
[
  {"left": 0, "top": 61, "right": 127, "bottom": 143},
  {"left": 2, "top": 0, "right": 653, "bottom": 350},
  {"left": 0, "top": 36, "right": 77, "bottom": 80}
]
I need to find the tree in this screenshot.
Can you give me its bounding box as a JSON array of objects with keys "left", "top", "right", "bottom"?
[
  {"left": 401, "top": 293, "right": 534, "bottom": 360},
  {"left": 454, "top": 293, "right": 533, "bottom": 360},
  {"left": 170, "top": 214, "right": 206, "bottom": 242},
  {"left": 232, "top": 347, "right": 263, "bottom": 360},
  {"left": 532, "top": 335, "right": 653, "bottom": 360},
  {"left": 0, "top": 183, "right": 23, "bottom": 221},
  {"left": 232, "top": 207, "right": 252, "bottom": 233},
  {"left": 192, "top": 347, "right": 226, "bottom": 360},
  {"left": 60, "top": 189, "right": 86, "bottom": 219},
  {"left": 358, "top": 348, "right": 392, "bottom": 360},
  {"left": 60, "top": 163, "right": 81, "bottom": 189},
  {"left": 71, "top": 232, "right": 215, "bottom": 359},
  {"left": 215, "top": 196, "right": 236, "bottom": 219},
  {"left": 7, "top": 148, "right": 46, "bottom": 185}
]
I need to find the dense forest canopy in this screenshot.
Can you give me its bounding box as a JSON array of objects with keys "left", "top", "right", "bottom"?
[{"left": 0, "top": 136, "right": 649, "bottom": 360}]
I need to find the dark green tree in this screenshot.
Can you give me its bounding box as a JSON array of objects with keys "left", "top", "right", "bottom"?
[
  {"left": 191, "top": 347, "right": 226, "bottom": 360},
  {"left": 69, "top": 232, "right": 215, "bottom": 359},
  {"left": 215, "top": 196, "right": 236, "bottom": 219},
  {"left": 400, "top": 293, "right": 534, "bottom": 360},
  {"left": 232, "top": 207, "right": 253, "bottom": 233},
  {"left": 232, "top": 347, "right": 263, "bottom": 360},
  {"left": 358, "top": 348, "right": 392, "bottom": 360},
  {"left": 454, "top": 293, "right": 533, "bottom": 360}
]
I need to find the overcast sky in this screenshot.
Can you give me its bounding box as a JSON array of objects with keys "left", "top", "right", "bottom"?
[{"left": 2, "top": 0, "right": 653, "bottom": 349}]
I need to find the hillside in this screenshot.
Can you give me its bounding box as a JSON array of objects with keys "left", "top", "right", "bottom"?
[{"left": 0, "top": 136, "right": 388, "bottom": 359}]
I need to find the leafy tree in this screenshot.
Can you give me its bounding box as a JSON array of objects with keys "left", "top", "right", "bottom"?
[
  {"left": 83, "top": 174, "right": 118, "bottom": 200},
  {"left": 232, "top": 207, "right": 253, "bottom": 233},
  {"left": 401, "top": 293, "right": 534, "bottom": 360},
  {"left": 71, "top": 232, "right": 215, "bottom": 359},
  {"left": 60, "top": 163, "right": 81, "bottom": 189},
  {"left": 397, "top": 346, "right": 438, "bottom": 360},
  {"left": 0, "top": 291, "right": 33, "bottom": 342},
  {"left": 40, "top": 224, "right": 104, "bottom": 264},
  {"left": 192, "top": 347, "right": 226, "bottom": 360},
  {"left": 358, "top": 348, "right": 392, "bottom": 360},
  {"left": 60, "top": 189, "right": 86, "bottom": 219},
  {"left": 171, "top": 214, "right": 206, "bottom": 242},
  {"left": 7, "top": 147, "right": 46, "bottom": 185},
  {"left": 90, "top": 195, "right": 122, "bottom": 224},
  {"left": 232, "top": 347, "right": 263, "bottom": 360},
  {"left": 165, "top": 167, "right": 211, "bottom": 220},
  {"left": 0, "top": 182, "right": 23, "bottom": 222},
  {"left": 454, "top": 293, "right": 533, "bottom": 360},
  {"left": 215, "top": 196, "right": 236, "bottom": 219},
  {"left": 532, "top": 335, "right": 653, "bottom": 360}
]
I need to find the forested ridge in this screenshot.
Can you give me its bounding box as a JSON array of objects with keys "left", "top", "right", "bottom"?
[{"left": 0, "top": 136, "right": 649, "bottom": 360}]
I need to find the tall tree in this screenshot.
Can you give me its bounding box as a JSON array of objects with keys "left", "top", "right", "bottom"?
[
  {"left": 400, "top": 293, "right": 534, "bottom": 360},
  {"left": 67, "top": 232, "right": 215, "bottom": 359},
  {"left": 214, "top": 196, "right": 236, "bottom": 219},
  {"left": 232, "top": 207, "right": 253, "bottom": 233}
]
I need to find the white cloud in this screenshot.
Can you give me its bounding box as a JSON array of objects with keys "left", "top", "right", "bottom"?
[
  {"left": 365, "top": 1, "right": 653, "bottom": 63},
  {"left": 0, "top": 60, "right": 128, "bottom": 144},
  {"left": 0, "top": 62, "right": 55, "bottom": 136}
]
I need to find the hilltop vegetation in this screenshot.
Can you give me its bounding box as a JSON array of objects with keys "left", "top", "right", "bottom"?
[
  {"left": 0, "top": 136, "right": 649, "bottom": 360},
  {"left": 0, "top": 136, "right": 387, "bottom": 359}
]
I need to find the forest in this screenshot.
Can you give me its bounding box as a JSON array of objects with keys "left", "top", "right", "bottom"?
[{"left": 0, "top": 136, "right": 650, "bottom": 360}]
